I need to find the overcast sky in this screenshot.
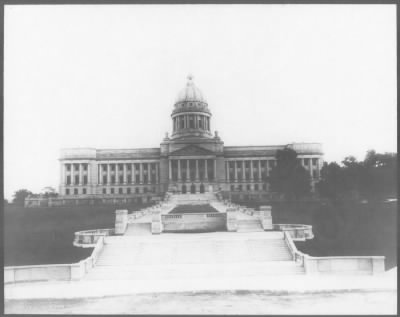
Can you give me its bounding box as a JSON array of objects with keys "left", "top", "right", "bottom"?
[{"left": 4, "top": 4, "right": 396, "bottom": 200}]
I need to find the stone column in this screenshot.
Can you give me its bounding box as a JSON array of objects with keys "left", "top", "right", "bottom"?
[
  {"left": 156, "top": 163, "right": 159, "bottom": 184},
  {"left": 115, "top": 163, "right": 119, "bottom": 184},
  {"left": 177, "top": 159, "right": 181, "bottom": 181},
  {"left": 87, "top": 163, "right": 90, "bottom": 186},
  {"left": 99, "top": 164, "right": 102, "bottom": 185},
  {"left": 258, "top": 160, "right": 262, "bottom": 180},
  {"left": 169, "top": 160, "right": 172, "bottom": 181},
  {"left": 107, "top": 164, "right": 111, "bottom": 185},
  {"left": 195, "top": 159, "right": 199, "bottom": 180},
  {"left": 250, "top": 160, "right": 254, "bottom": 181},
  {"left": 204, "top": 159, "right": 208, "bottom": 181},
  {"left": 266, "top": 160, "right": 269, "bottom": 177},
  {"left": 226, "top": 161, "right": 230, "bottom": 182},
  {"left": 147, "top": 162, "right": 151, "bottom": 184},
  {"left": 234, "top": 161, "right": 238, "bottom": 181},
  {"left": 79, "top": 164, "right": 83, "bottom": 185},
  {"left": 186, "top": 159, "right": 190, "bottom": 181},
  {"left": 132, "top": 163, "right": 135, "bottom": 184},
  {"left": 308, "top": 158, "right": 313, "bottom": 178},
  {"left": 123, "top": 164, "right": 127, "bottom": 184},
  {"left": 213, "top": 159, "right": 217, "bottom": 181},
  {"left": 242, "top": 160, "right": 246, "bottom": 180},
  {"left": 139, "top": 163, "right": 144, "bottom": 184}
]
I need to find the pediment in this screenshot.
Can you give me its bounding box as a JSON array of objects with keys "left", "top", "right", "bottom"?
[{"left": 170, "top": 145, "right": 215, "bottom": 157}]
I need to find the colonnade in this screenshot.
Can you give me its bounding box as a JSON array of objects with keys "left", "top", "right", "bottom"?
[
  {"left": 172, "top": 114, "right": 210, "bottom": 131},
  {"left": 226, "top": 160, "right": 271, "bottom": 182},
  {"left": 98, "top": 162, "right": 159, "bottom": 185},
  {"left": 169, "top": 158, "right": 216, "bottom": 182}
]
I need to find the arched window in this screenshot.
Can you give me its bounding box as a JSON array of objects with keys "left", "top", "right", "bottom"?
[{"left": 189, "top": 115, "right": 194, "bottom": 129}]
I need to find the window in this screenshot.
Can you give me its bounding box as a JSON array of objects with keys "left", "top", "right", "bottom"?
[
  {"left": 143, "top": 187, "right": 148, "bottom": 193},
  {"left": 262, "top": 183, "right": 267, "bottom": 191},
  {"left": 230, "top": 185, "right": 235, "bottom": 191},
  {"left": 66, "top": 176, "right": 71, "bottom": 185},
  {"left": 127, "top": 188, "right": 131, "bottom": 194},
  {"left": 304, "top": 158, "right": 310, "bottom": 166},
  {"left": 103, "top": 188, "right": 107, "bottom": 194},
  {"left": 66, "top": 164, "right": 71, "bottom": 172},
  {"left": 83, "top": 176, "right": 88, "bottom": 185},
  {"left": 189, "top": 116, "right": 194, "bottom": 128},
  {"left": 238, "top": 184, "right": 243, "bottom": 191},
  {"left": 110, "top": 188, "right": 114, "bottom": 194},
  {"left": 75, "top": 175, "right": 79, "bottom": 184},
  {"left": 119, "top": 188, "right": 123, "bottom": 194},
  {"left": 65, "top": 188, "right": 70, "bottom": 195},
  {"left": 254, "top": 184, "right": 259, "bottom": 191},
  {"left": 82, "top": 188, "right": 87, "bottom": 195},
  {"left": 103, "top": 165, "right": 107, "bottom": 172},
  {"left": 127, "top": 175, "right": 132, "bottom": 183},
  {"left": 312, "top": 158, "right": 318, "bottom": 166},
  {"left": 74, "top": 188, "right": 78, "bottom": 195},
  {"left": 83, "top": 164, "right": 87, "bottom": 171},
  {"left": 135, "top": 188, "right": 139, "bottom": 194},
  {"left": 103, "top": 176, "right": 107, "bottom": 184},
  {"left": 127, "top": 164, "right": 131, "bottom": 171},
  {"left": 247, "top": 184, "right": 251, "bottom": 191},
  {"left": 119, "top": 176, "right": 123, "bottom": 183},
  {"left": 111, "top": 176, "right": 115, "bottom": 184}
]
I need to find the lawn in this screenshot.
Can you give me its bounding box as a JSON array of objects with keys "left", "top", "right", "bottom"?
[{"left": 4, "top": 203, "right": 153, "bottom": 266}]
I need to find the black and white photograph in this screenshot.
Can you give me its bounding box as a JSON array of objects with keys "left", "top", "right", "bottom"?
[{"left": 3, "top": 2, "right": 397, "bottom": 314}]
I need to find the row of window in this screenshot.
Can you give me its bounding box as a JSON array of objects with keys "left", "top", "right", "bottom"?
[
  {"left": 66, "top": 175, "right": 88, "bottom": 185},
  {"left": 65, "top": 164, "right": 88, "bottom": 172},
  {"left": 65, "top": 186, "right": 157, "bottom": 195},
  {"left": 99, "top": 163, "right": 157, "bottom": 172},
  {"left": 101, "top": 175, "right": 157, "bottom": 184},
  {"left": 230, "top": 183, "right": 267, "bottom": 192}
]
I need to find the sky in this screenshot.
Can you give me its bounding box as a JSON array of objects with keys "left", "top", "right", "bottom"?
[{"left": 4, "top": 4, "right": 397, "bottom": 200}]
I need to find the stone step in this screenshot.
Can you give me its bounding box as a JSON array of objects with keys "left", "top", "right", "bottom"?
[
  {"left": 84, "top": 261, "right": 304, "bottom": 281},
  {"left": 125, "top": 223, "right": 151, "bottom": 236}
]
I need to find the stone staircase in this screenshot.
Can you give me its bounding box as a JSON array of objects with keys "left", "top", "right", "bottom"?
[
  {"left": 237, "top": 219, "right": 264, "bottom": 232},
  {"left": 83, "top": 232, "right": 304, "bottom": 281}
]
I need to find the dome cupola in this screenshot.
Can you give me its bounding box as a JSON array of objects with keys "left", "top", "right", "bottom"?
[{"left": 171, "top": 75, "right": 213, "bottom": 140}]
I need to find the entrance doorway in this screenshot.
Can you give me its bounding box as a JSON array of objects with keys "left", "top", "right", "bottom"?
[
  {"left": 190, "top": 184, "right": 196, "bottom": 194},
  {"left": 182, "top": 184, "right": 187, "bottom": 194},
  {"left": 200, "top": 184, "right": 205, "bottom": 193}
]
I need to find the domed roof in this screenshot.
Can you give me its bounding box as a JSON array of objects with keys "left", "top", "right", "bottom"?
[{"left": 175, "top": 74, "right": 207, "bottom": 104}]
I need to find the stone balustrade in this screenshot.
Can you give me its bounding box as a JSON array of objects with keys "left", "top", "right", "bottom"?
[
  {"left": 274, "top": 224, "right": 314, "bottom": 241},
  {"left": 161, "top": 212, "right": 226, "bottom": 232},
  {"left": 151, "top": 209, "right": 162, "bottom": 234},
  {"left": 283, "top": 232, "right": 385, "bottom": 275},
  {"left": 73, "top": 228, "right": 114, "bottom": 247},
  {"left": 5, "top": 236, "right": 105, "bottom": 284}
]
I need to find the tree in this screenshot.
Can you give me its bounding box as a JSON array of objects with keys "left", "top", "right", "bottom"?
[
  {"left": 269, "top": 147, "right": 311, "bottom": 199},
  {"left": 12, "top": 189, "right": 33, "bottom": 206},
  {"left": 42, "top": 186, "right": 58, "bottom": 198},
  {"left": 317, "top": 150, "right": 397, "bottom": 201}
]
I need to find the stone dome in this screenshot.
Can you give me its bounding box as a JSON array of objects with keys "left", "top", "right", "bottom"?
[{"left": 175, "top": 75, "right": 207, "bottom": 104}]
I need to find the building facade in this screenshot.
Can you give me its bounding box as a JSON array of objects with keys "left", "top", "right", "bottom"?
[{"left": 57, "top": 75, "right": 323, "bottom": 204}]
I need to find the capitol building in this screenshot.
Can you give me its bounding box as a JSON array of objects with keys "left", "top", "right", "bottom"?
[{"left": 28, "top": 76, "right": 324, "bottom": 206}]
